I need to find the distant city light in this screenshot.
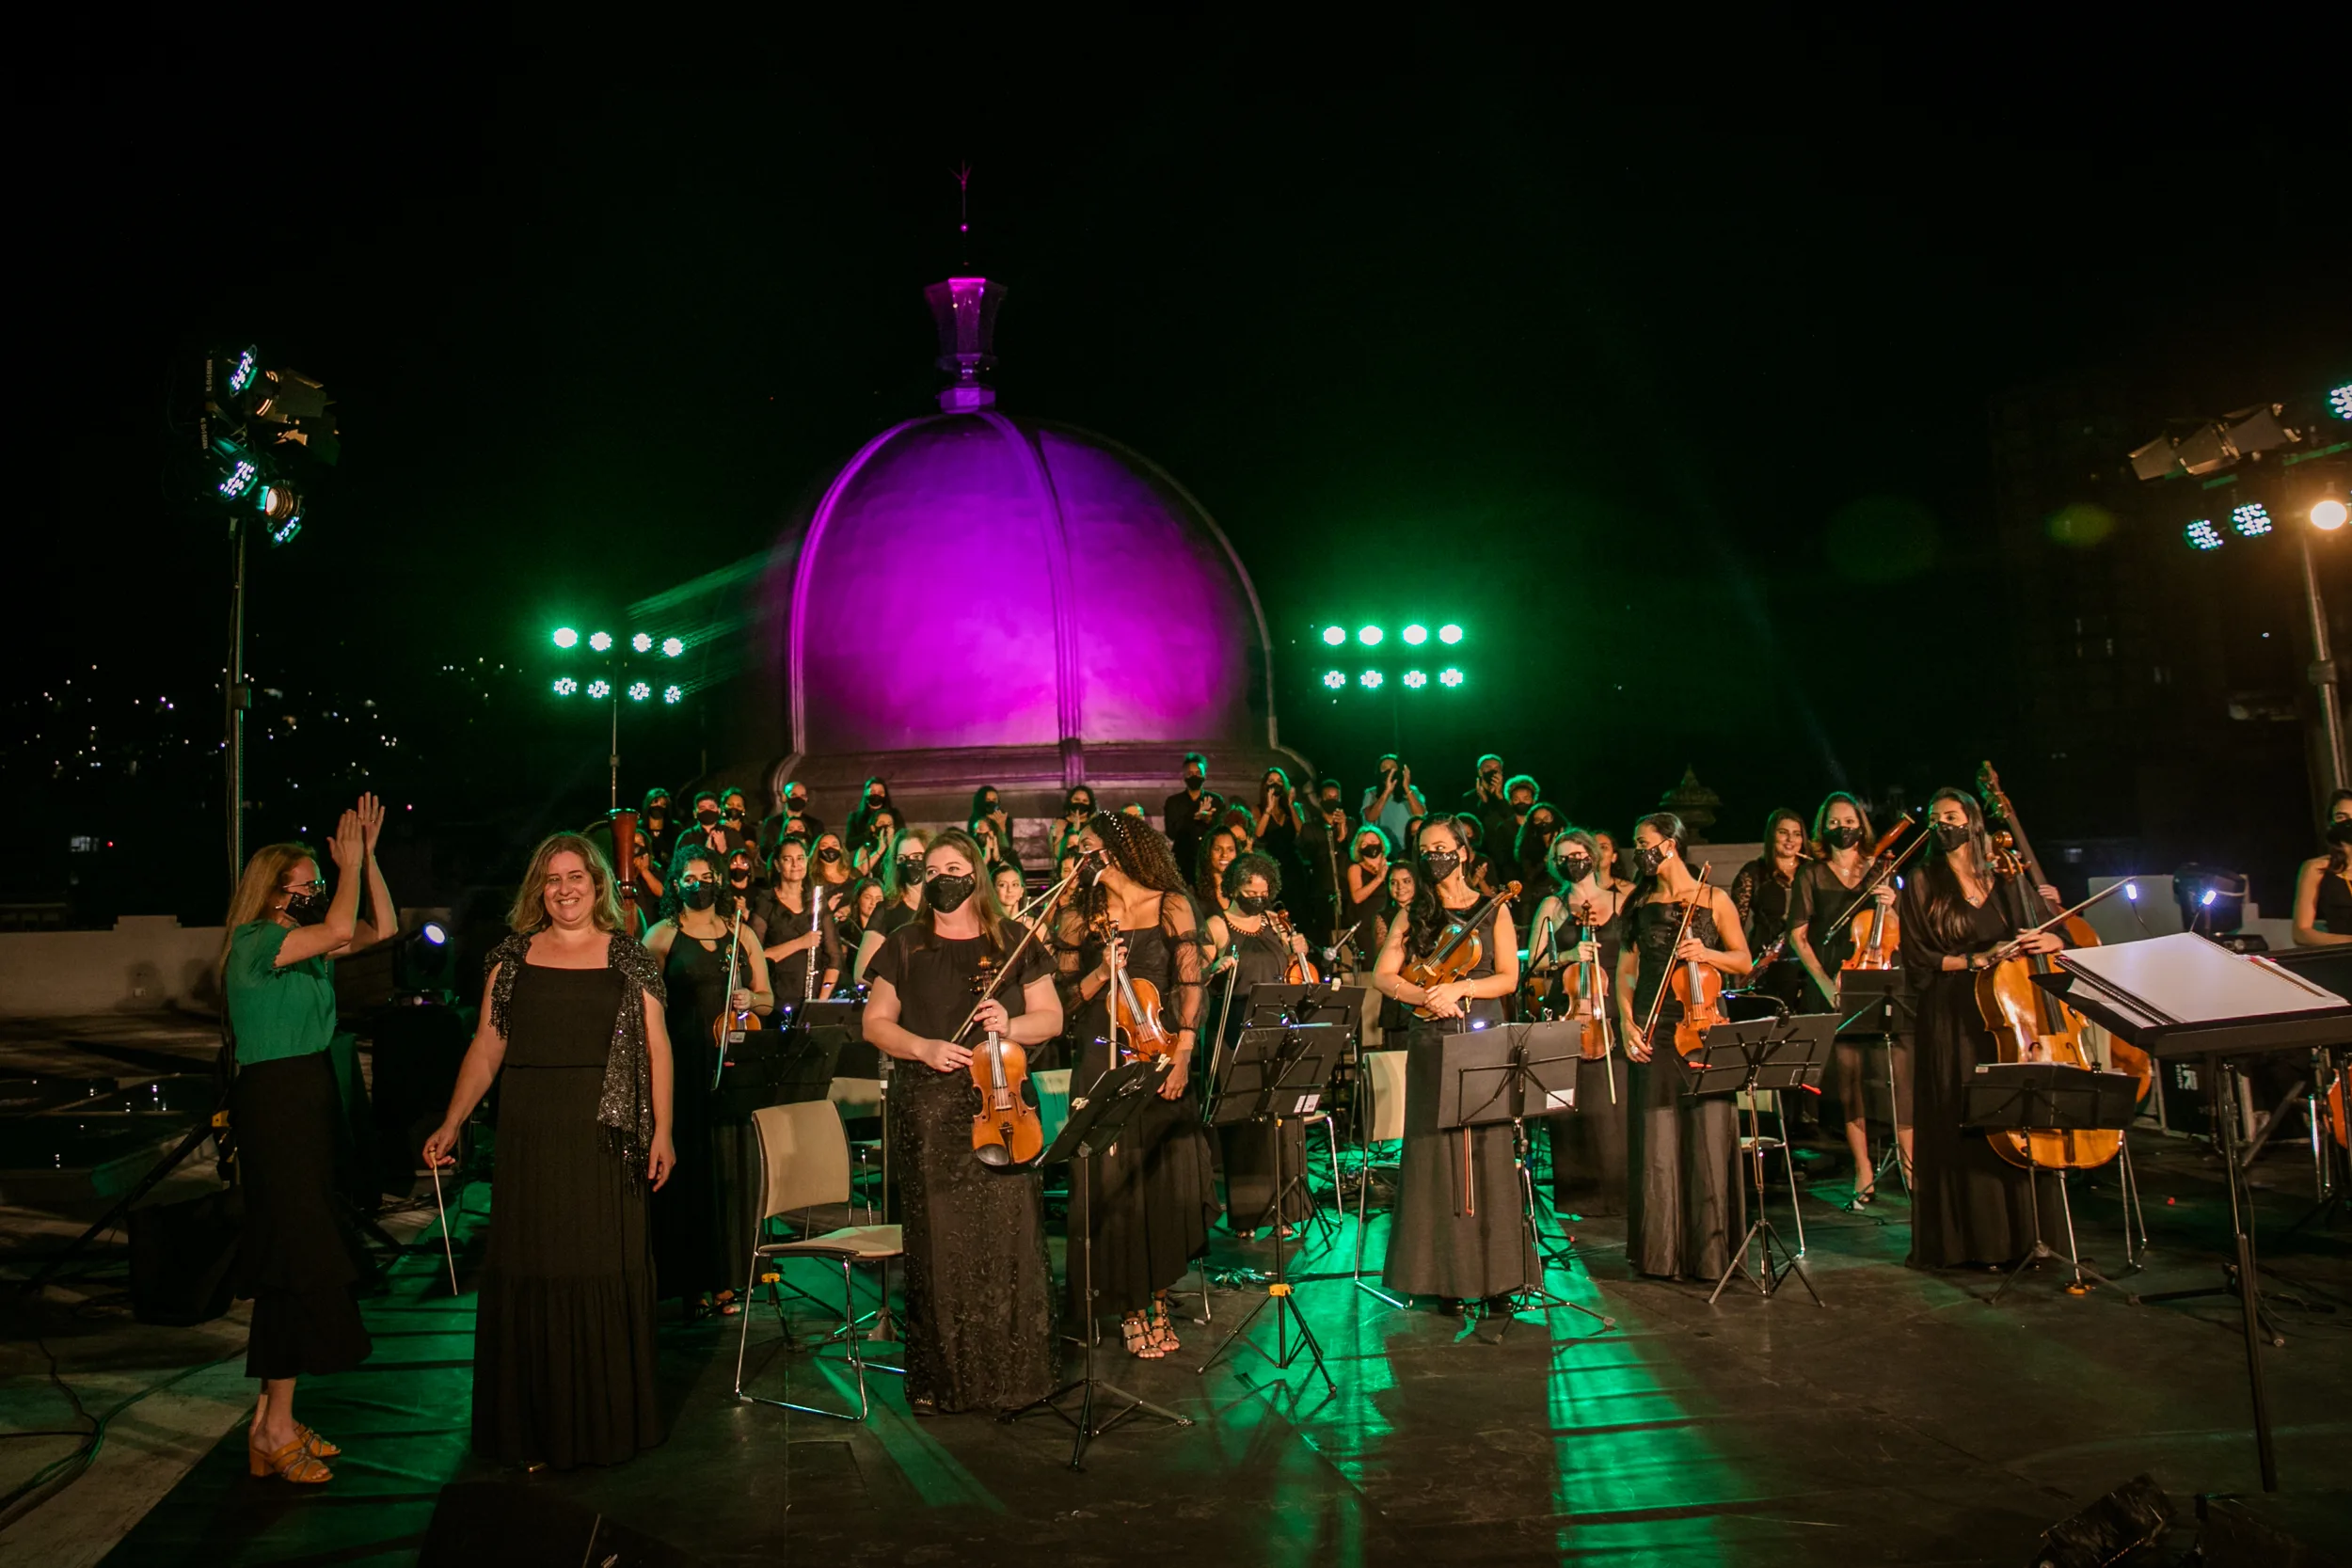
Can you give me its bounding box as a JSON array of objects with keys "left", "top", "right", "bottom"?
[
  {"left": 661, "top": 636, "right": 685, "bottom": 657},
  {"left": 1438, "top": 667, "right": 1465, "bottom": 688},
  {"left": 1321, "top": 626, "right": 1345, "bottom": 647},
  {"left": 552, "top": 626, "right": 579, "bottom": 649},
  {"left": 2184, "top": 519, "right": 2224, "bottom": 551},
  {"left": 552, "top": 676, "right": 578, "bottom": 696},
  {"left": 1322, "top": 670, "right": 1345, "bottom": 689},
  {"left": 588, "top": 631, "right": 613, "bottom": 653},
  {"left": 2232, "top": 502, "right": 2272, "bottom": 537},
  {"left": 1359, "top": 669, "right": 1384, "bottom": 689},
  {"left": 1402, "top": 624, "right": 1428, "bottom": 645},
  {"left": 586, "top": 679, "right": 612, "bottom": 699},
  {"left": 1403, "top": 670, "right": 1427, "bottom": 689},
  {"left": 630, "top": 632, "right": 653, "bottom": 654},
  {"left": 1438, "top": 624, "right": 1464, "bottom": 645},
  {"left": 1358, "top": 626, "right": 1383, "bottom": 647}
]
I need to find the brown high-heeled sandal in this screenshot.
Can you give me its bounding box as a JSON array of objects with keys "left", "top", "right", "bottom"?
[
  {"left": 1147, "top": 1298, "right": 1181, "bottom": 1355},
  {"left": 295, "top": 1422, "right": 341, "bottom": 1459},
  {"left": 1121, "top": 1313, "right": 1163, "bottom": 1359},
  {"left": 248, "top": 1436, "right": 332, "bottom": 1484}
]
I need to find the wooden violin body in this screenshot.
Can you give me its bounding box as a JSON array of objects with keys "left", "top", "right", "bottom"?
[
  {"left": 1565, "top": 915, "right": 1614, "bottom": 1061},
  {"left": 965, "top": 955, "right": 1044, "bottom": 1169},
  {"left": 1669, "top": 919, "right": 1726, "bottom": 1060},
  {"left": 1406, "top": 881, "right": 1521, "bottom": 1020},
  {"left": 1843, "top": 904, "right": 1899, "bottom": 971},
  {"left": 1093, "top": 911, "right": 1179, "bottom": 1063},
  {"left": 1267, "top": 906, "right": 1316, "bottom": 984},
  {"left": 611, "top": 808, "right": 644, "bottom": 934}
]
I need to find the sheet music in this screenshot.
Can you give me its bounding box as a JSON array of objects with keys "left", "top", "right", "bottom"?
[{"left": 2058, "top": 932, "right": 2344, "bottom": 1025}]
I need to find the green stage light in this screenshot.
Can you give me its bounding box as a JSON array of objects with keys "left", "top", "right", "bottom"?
[
  {"left": 2185, "top": 519, "right": 2224, "bottom": 551},
  {"left": 2232, "top": 502, "right": 2272, "bottom": 537},
  {"left": 1321, "top": 626, "right": 1345, "bottom": 646},
  {"left": 630, "top": 632, "right": 653, "bottom": 654},
  {"left": 2331, "top": 383, "right": 2352, "bottom": 420},
  {"left": 586, "top": 679, "right": 611, "bottom": 699},
  {"left": 552, "top": 626, "right": 579, "bottom": 649},
  {"left": 1358, "top": 625, "right": 1383, "bottom": 646},
  {"left": 1359, "top": 669, "right": 1384, "bottom": 689},
  {"left": 1322, "top": 670, "right": 1345, "bottom": 689},
  {"left": 587, "top": 631, "right": 613, "bottom": 653},
  {"left": 1403, "top": 669, "right": 1427, "bottom": 689},
  {"left": 225, "top": 346, "right": 259, "bottom": 398},
  {"left": 552, "top": 675, "right": 578, "bottom": 696},
  {"left": 662, "top": 684, "right": 683, "bottom": 704},
  {"left": 1402, "top": 624, "right": 1428, "bottom": 646},
  {"left": 1438, "top": 667, "right": 1464, "bottom": 688},
  {"left": 661, "top": 636, "right": 685, "bottom": 657},
  {"left": 211, "top": 436, "right": 261, "bottom": 501},
  {"left": 628, "top": 680, "right": 651, "bottom": 702},
  {"left": 1438, "top": 624, "right": 1463, "bottom": 645}
]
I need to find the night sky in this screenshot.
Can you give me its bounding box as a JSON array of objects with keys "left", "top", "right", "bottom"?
[{"left": 20, "top": 20, "right": 2350, "bottom": 917}]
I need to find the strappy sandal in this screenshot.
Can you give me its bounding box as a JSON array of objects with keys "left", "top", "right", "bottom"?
[
  {"left": 295, "top": 1422, "right": 341, "bottom": 1459},
  {"left": 1147, "top": 1298, "right": 1181, "bottom": 1355},
  {"left": 248, "top": 1436, "right": 332, "bottom": 1484},
  {"left": 1850, "top": 1183, "right": 1877, "bottom": 1211},
  {"left": 1121, "top": 1313, "right": 1163, "bottom": 1359},
  {"left": 713, "top": 1290, "right": 741, "bottom": 1318}
]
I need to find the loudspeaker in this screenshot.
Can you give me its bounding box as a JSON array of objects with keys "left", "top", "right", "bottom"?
[
  {"left": 420, "top": 1481, "right": 703, "bottom": 1567},
  {"left": 127, "top": 1188, "right": 241, "bottom": 1326}
]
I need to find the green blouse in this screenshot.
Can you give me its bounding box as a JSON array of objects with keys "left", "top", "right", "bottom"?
[{"left": 225, "top": 920, "right": 337, "bottom": 1066}]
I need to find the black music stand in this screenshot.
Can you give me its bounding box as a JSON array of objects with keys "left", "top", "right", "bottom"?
[
  {"left": 1435, "top": 1022, "right": 1615, "bottom": 1335},
  {"left": 1964, "top": 1062, "right": 2137, "bottom": 1302},
  {"left": 1006, "top": 1058, "right": 1193, "bottom": 1470},
  {"left": 1836, "top": 969, "right": 1913, "bottom": 1203},
  {"left": 1198, "top": 1023, "right": 1345, "bottom": 1392},
  {"left": 1691, "top": 1013, "right": 1833, "bottom": 1306},
  {"left": 2033, "top": 931, "right": 2352, "bottom": 1492},
  {"left": 1243, "top": 982, "right": 1368, "bottom": 1214}
]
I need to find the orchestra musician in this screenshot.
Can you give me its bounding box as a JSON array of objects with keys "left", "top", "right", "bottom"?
[
  {"left": 1899, "top": 788, "right": 2059, "bottom": 1270},
  {"left": 861, "top": 830, "right": 1062, "bottom": 1415},
  {"left": 1336, "top": 825, "right": 1391, "bottom": 972},
  {"left": 1614, "top": 813, "right": 1750, "bottom": 1282},
  {"left": 1050, "top": 784, "right": 1097, "bottom": 865},
  {"left": 755, "top": 836, "right": 841, "bottom": 1001},
  {"left": 1523, "top": 826, "right": 1629, "bottom": 1216},
  {"left": 1785, "top": 792, "right": 1905, "bottom": 1203},
  {"left": 644, "top": 843, "right": 773, "bottom": 1319},
  {"left": 851, "top": 827, "right": 933, "bottom": 983},
  {"left": 1205, "top": 851, "right": 1315, "bottom": 1238},
  {"left": 1052, "top": 808, "right": 1216, "bottom": 1360},
  {"left": 1730, "top": 809, "right": 1808, "bottom": 1008},
  {"left": 2292, "top": 788, "right": 2352, "bottom": 946},
  {"left": 1372, "top": 815, "right": 1531, "bottom": 1314}
]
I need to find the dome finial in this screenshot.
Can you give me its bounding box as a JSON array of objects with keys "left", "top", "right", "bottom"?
[{"left": 924, "top": 272, "right": 1006, "bottom": 414}]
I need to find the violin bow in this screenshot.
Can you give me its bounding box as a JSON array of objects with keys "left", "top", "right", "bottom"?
[
  {"left": 1823, "top": 826, "right": 1928, "bottom": 941},
  {"left": 948, "top": 857, "right": 1089, "bottom": 1042}
]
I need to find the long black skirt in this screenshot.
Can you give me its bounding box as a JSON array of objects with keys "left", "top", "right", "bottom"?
[
  {"left": 1624, "top": 1012, "right": 1742, "bottom": 1281},
  {"left": 473, "top": 1063, "right": 662, "bottom": 1467},
  {"left": 1549, "top": 1052, "right": 1629, "bottom": 1217},
  {"left": 1383, "top": 1022, "right": 1532, "bottom": 1300},
  {"left": 232, "top": 1053, "right": 373, "bottom": 1380},
  {"left": 1219, "top": 1119, "right": 1311, "bottom": 1231},
  {"left": 1065, "top": 1047, "right": 1217, "bottom": 1322},
  {"left": 1909, "top": 977, "right": 2038, "bottom": 1268}
]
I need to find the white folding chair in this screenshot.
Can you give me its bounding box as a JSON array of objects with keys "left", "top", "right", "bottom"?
[
  {"left": 1352, "top": 1049, "right": 1409, "bottom": 1298},
  {"left": 734, "top": 1101, "right": 904, "bottom": 1421}
]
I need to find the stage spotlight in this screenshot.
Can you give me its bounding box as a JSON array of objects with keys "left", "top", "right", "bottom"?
[
  {"left": 586, "top": 679, "right": 611, "bottom": 699},
  {"left": 2184, "top": 519, "right": 2224, "bottom": 551},
  {"left": 1403, "top": 669, "right": 1427, "bottom": 689},
  {"left": 1358, "top": 626, "right": 1383, "bottom": 646},
  {"left": 1438, "top": 667, "right": 1465, "bottom": 687},
  {"left": 1403, "top": 624, "right": 1428, "bottom": 645},
  {"left": 662, "top": 684, "right": 683, "bottom": 705},
  {"left": 210, "top": 436, "right": 261, "bottom": 501},
  {"left": 223, "top": 346, "right": 259, "bottom": 398},
  {"left": 1359, "top": 669, "right": 1384, "bottom": 689},
  {"left": 1438, "top": 624, "right": 1463, "bottom": 644},
  {"left": 552, "top": 676, "right": 578, "bottom": 696},
  {"left": 2232, "top": 502, "right": 2272, "bottom": 537},
  {"left": 1321, "top": 670, "right": 1345, "bottom": 689},
  {"left": 552, "top": 626, "right": 579, "bottom": 649},
  {"left": 661, "top": 636, "right": 685, "bottom": 657},
  {"left": 588, "top": 631, "right": 612, "bottom": 653},
  {"left": 628, "top": 681, "right": 650, "bottom": 702},
  {"left": 630, "top": 632, "right": 653, "bottom": 654},
  {"left": 2313, "top": 499, "right": 2349, "bottom": 531},
  {"left": 2332, "top": 384, "right": 2352, "bottom": 420},
  {"left": 420, "top": 921, "right": 449, "bottom": 946},
  {"left": 1321, "top": 626, "right": 1345, "bottom": 646}
]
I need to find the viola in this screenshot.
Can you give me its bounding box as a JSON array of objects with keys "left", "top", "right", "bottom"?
[
  {"left": 1405, "top": 881, "right": 1522, "bottom": 1020},
  {"left": 1838, "top": 815, "right": 1917, "bottom": 974},
  {"left": 709, "top": 902, "right": 763, "bottom": 1091},
  {"left": 1093, "top": 907, "right": 1178, "bottom": 1063},
  {"left": 964, "top": 953, "right": 1044, "bottom": 1170}
]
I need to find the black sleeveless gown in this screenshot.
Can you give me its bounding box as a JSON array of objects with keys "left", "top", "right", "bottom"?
[
  {"left": 652, "top": 929, "right": 761, "bottom": 1301},
  {"left": 475, "top": 963, "right": 662, "bottom": 1467},
  {"left": 1543, "top": 891, "right": 1630, "bottom": 1217},
  {"left": 1625, "top": 896, "right": 1742, "bottom": 1280}
]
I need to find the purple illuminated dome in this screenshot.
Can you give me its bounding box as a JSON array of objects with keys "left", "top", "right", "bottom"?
[{"left": 756, "top": 275, "right": 1307, "bottom": 822}]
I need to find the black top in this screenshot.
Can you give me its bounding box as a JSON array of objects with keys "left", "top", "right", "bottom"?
[
  {"left": 755, "top": 884, "right": 844, "bottom": 988},
  {"left": 1629, "top": 893, "right": 1722, "bottom": 1016},
  {"left": 1896, "top": 869, "right": 2024, "bottom": 994},
  {"left": 1730, "top": 856, "right": 1797, "bottom": 954},
  {"left": 1053, "top": 888, "right": 1208, "bottom": 1045},
  {"left": 868, "top": 925, "right": 1052, "bottom": 1041},
  {"left": 874, "top": 898, "right": 922, "bottom": 942},
  {"left": 504, "top": 964, "right": 626, "bottom": 1069},
  {"left": 1227, "top": 920, "right": 1293, "bottom": 992},
  {"left": 1406, "top": 892, "right": 1505, "bottom": 1027},
  {"left": 2319, "top": 865, "right": 2352, "bottom": 935},
  {"left": 1788, "top": 858, "right": 1872, "bottom": 969},
  {"left": 1163, "top": 788, "right": 1226, "bottom": 875}
]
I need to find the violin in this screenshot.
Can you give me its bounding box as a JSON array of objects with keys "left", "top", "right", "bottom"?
[
  {"left": 1404, "top": 881, "right": 1521, "bottom": 1020},
  {"left": 1972, "top": 762, "right": 2146, "bottom": 1171},
  {"left": 1837, "top": 814, "right": 1917, "bottom": 973},
  {"left": 1266, "top": 905, "right": 1317, "bottom": 984},
  {"left": 709, "top": 901, "right": 763, "bottom": 1091},
  {"left": 1563, "top": 897, "right": 1616, "bottom": 1062},
  {"left": 1092, "top": 905, "right": 1179, "bottom": 1063},
  {"left": 1669, "top": 869, "right": 1727, "bottom": 1058},
  {"left": 963, "top": 953, "right": 1044, "bottom": 1169}
]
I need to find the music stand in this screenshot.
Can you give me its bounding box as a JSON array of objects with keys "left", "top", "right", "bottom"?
[
  {"left": 1836, "top": 969, "right": 1912, "bottom": 1203},
  {"left": 1006, "top": 1058, "right": 1193, "bottom": 1470},
  {"left": 1198, "top": 1023, "right": 1345, "bottom": 1392},
  {"left": 1965, "top": 1062, "right": 2137, "bottom": 1303},
  {"left": 1691, "top": 1014, "right": 1834, "bottom": 1306}
]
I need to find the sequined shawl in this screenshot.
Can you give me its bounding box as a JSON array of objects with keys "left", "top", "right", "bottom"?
[{"left": 485, "top": 929, "right": 666, "bottom": 1169}]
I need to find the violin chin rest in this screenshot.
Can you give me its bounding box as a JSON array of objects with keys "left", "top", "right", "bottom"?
[{"left": 974, "top": 1142, "right": 1012, "bottom": 1169}]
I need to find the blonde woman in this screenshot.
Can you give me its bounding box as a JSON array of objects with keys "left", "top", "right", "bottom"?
[
  {"left": 425, "top": 833, "right": 675, "bottom": 1468},
  {"left": 221, "top": 796, "right": 396, "bottom": 1484}
]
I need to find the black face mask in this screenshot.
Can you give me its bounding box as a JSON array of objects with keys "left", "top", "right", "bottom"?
[
  {"left": 1823, "top": 824, "right": 1864, "bottom": 850},
  {"left": 1232, "top": 893, "right": 1268, "bottom": 916},
  {"left": 1421, "top": 848, "right": 1460, "bottom": 882},
  {"left": 923, "top": 871, "right": 975, "bottom": 912},
  {"left": 817, "top": 846, "right": 840, "bottom": 863},
  {"left": 729, "top": 867, "right": 751, "bottom": 885},
  {"left": 681, "top": 881, "right": 719, "bottom": 911},
  {"left": 1358, "top": 843, "right": 1383, "bottom": 861},
  {"left": 1556, "top": 856, "right": 1592, "bottom": 884},
  {"left": 2329, "top": 821, "right": 2352, "bottom": 846},
  {"left": 1184, "top": 774, "right": 1203, "bottom": 789},
  {"left": 1068, "top": 801, "right": 1092, "bottom": 818},
  {"left": 1635, "top": 845, "right": 1669, "bottom": 877},
  {"left": 284, "top": 889, "right": 328, "bottom": 927},
  {"left": 696, "top": 807, "right": 720, "bottom": 826},
  {"left": 1931, "top": 821, "right": 1974, "bottom": 852},
  {"left": 897, "top": 856, "right": 927, "bottom": 882},
  {"left": 866, "top": 793, "right": 887, "bottom": 809}
]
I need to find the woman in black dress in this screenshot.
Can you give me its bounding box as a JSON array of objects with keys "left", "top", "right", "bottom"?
[
  {"left": 852, "top": 828, "right": 933, "bottom": 984},
  {"left": 425, "top": 832, "right": 675, "bottom": 1468},
  {"left": 644, "top": 844, "right": 773, "bottom": 1316},
  {"left": 756, "top": 836, "right": 841, "bottom": 1004},
  {"left": 1250, "top": 767, "right": 1311, "bottom": 911},
  {"left": 1053, "top": 807, "right": 1216, "bottom": 1359},
  {"left": 1205, "top": 851, "right": 1316, "bottom": 1236},
  {"left": 1372, "top": 815, "right": 1531, "bottom": 1312},
  {"left": 1899, "top": 787, "right": 2061, "bottom": 1269},
  {"left": 1524, "top": 828, "right": 1630, "bottom": 1216},
  {"left": 1787, "top": 792, "right": 1906, "bottom": 1202},
  {"left": 862, "top": 829, "right": 1062, "bottom": 1415},
  {"left": 1337, "top": 826, "right": 1391, "bottom": 973},
  {"left": 2291, "top": 788, "right": 2352, "bottom": 945},
  {"left": 1730, "top": 809, "right": 1808, "bottom": 1010},
  {"left": 1613, "top": 813, "right": 1751, "bottom": 1281}
]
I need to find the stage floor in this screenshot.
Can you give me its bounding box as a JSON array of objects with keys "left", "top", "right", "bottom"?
[{"left": 85, "top": 1133, "right": 2352, "bottom": 1567}]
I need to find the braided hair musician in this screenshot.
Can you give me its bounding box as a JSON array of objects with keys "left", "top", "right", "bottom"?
[
  {"left": 1523, "top": 826, "right": 1629, "bottom": 1217},
  {"left": 1371, "top": 814, "right": 1532, "bottom": 1314},
  {"left": 1052, "top": 808, "right": 1217, "bottom": 1360},
  {"left": 1205, "top": 850, "right": 1316, "bottom": 1238},
  {"left": 860, "top": 830, "right": 1062, "bottom": 1415},
  {"left": 1613, "top": 813, "right": 1751, "bottom": 1282},
  {"left": 1786, "top": 791, "right": 1907, "bottom": 1204}
]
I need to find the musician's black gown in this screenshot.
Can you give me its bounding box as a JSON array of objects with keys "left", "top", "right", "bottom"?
[
  {"left": 1532, "top": 888, "right": 1629, "bottom": 1217},
  {"left": 868, "top": 926, "right": 1057, "bottom": 1414},
  {"left": 1899, "top": 876, "right": 2040, "bottom": 1268},
  {"left": 1624, "top": 896, "right": 1742, "bottom": 1281},
  {"left": 1056, "top": 894, "right": 1218, "bottom": 1322},
  {"left": 651, "top": 928, "right": 761, "bottom": 1302}
]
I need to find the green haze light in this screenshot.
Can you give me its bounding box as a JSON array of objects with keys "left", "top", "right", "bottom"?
[
  {"left": 1359, "top": 669, "right": 1384, "bottom": 689},
  {"left": 552, "top": 675, "right": 578, "bottom": 696},
  {"left": 1438, "top": 624, "right": 1463, "bottom": 645},
  {"left": 1358, "top": 625, "right": 1383, "bottom": 646},
  {"left": 1403, "top": 669, "right": 1427, "bottom": 689},
  {"left": 552, "top": 626, "right": 579, "bottom": 649},
  {"left": 1402, "top": 624, "right": 1428, "bottom": 645},
  {"left": 586, "top": 679, "right": 612, "bottom": 699},
  {"left": 660, "top": 636, "right": 685, "bottom": 657},
  {"left": 587, "top": 630, "right": 613, "bottom": 653},
  {"left": 1321, "top": 670, "right": 1345, "bottom": 689},
  {"left": 1438, "top": 667, "right": 1465, "bottom": 688},
  {"left": 1321, "top": 626, "right": 1345, "bottom": 646},
  {"left": 630, "top": 632, "right": 653, "bottom": 654},
  {"left": 628, "top": 680, "right": 651, "bottom": 702}
]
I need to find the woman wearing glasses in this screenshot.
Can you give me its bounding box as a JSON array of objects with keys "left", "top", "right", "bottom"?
[{"left": 220, "top": 796, "right": 398, "bottom": 1484}]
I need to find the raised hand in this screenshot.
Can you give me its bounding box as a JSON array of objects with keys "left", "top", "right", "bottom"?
[
  {"left": 355, "top": 792, "right": 387, "bottom": 855},
  {"left": 328, "top": 812, "right": 366, "bottom": 871}
]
